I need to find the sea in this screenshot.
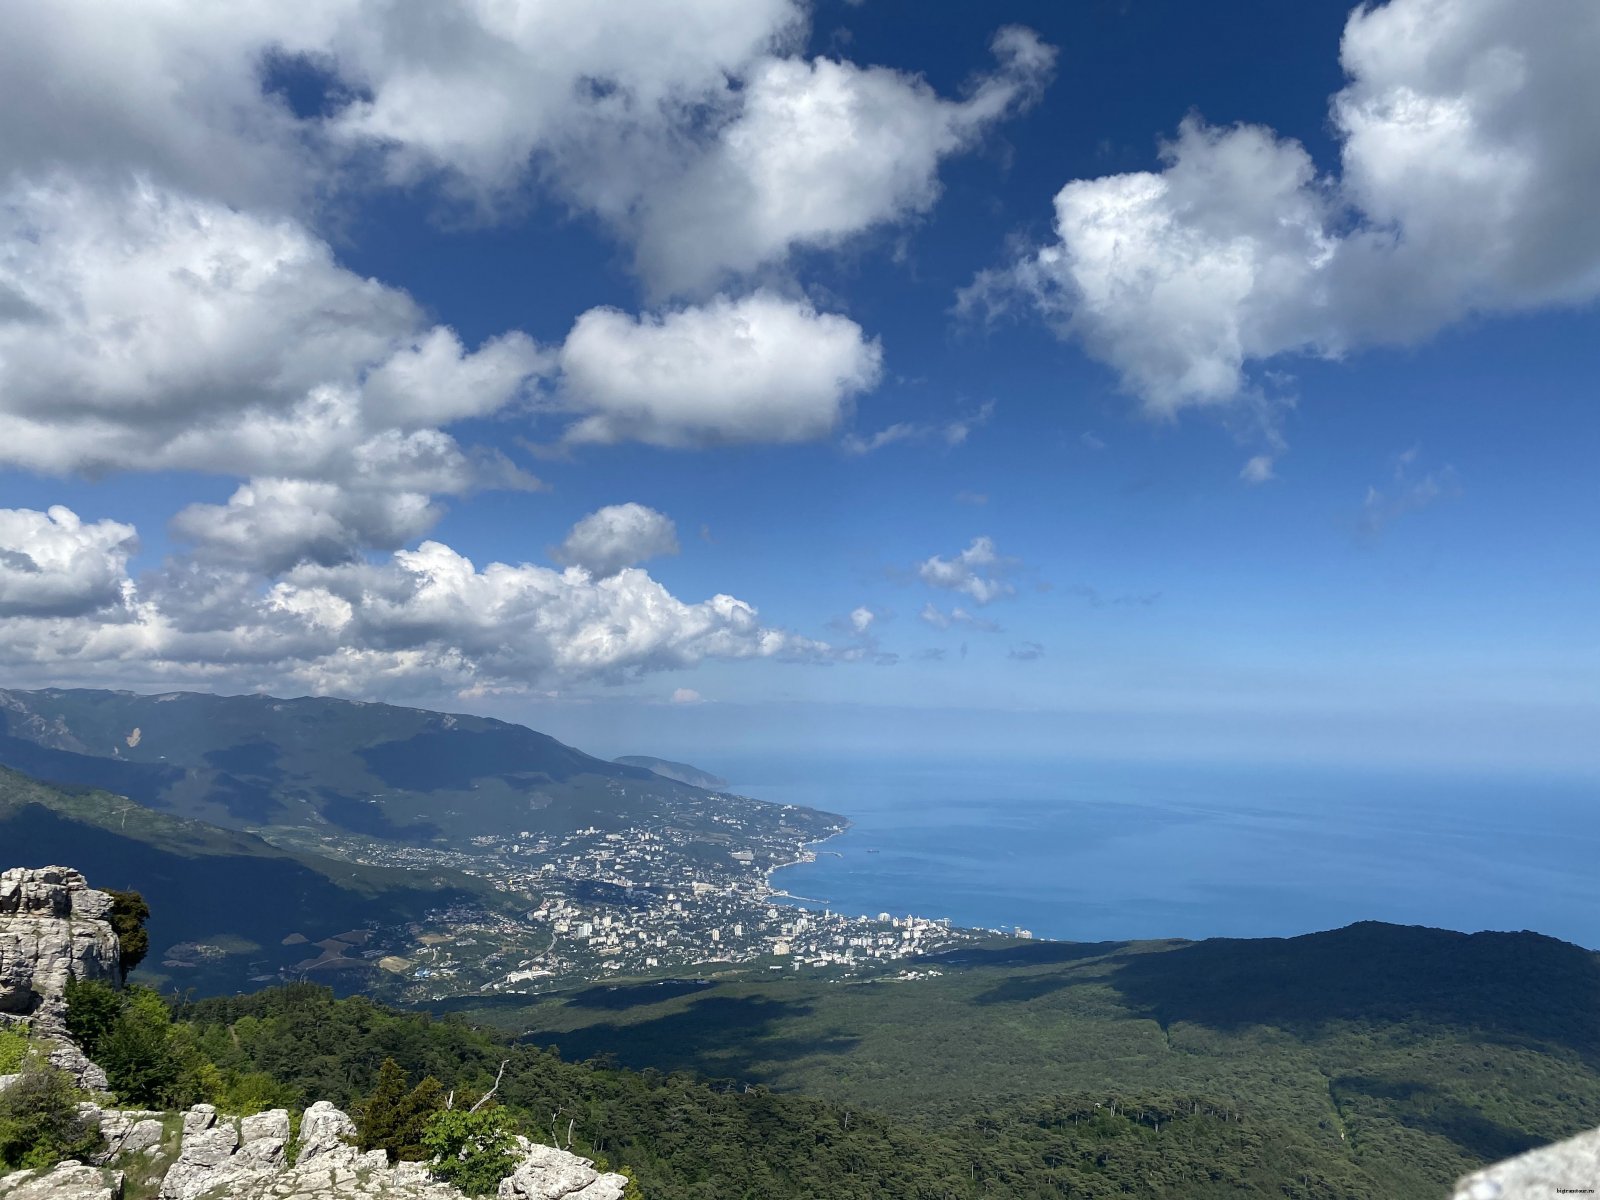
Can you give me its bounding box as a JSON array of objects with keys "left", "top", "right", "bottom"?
[{"left": 716, "top": 754, "right": 1600, "bottom": 949}]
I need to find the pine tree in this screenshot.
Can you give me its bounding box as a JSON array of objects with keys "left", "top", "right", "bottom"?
[
  {"left": 105, "top": 890, "right": 151, "bottom": 984},
  {"left": 357, "top": 1059, "right": 446, "bottom": 1163},
  {"left": 393, "top": 1076, "right": 446, "bottom": 1161},
  {"left": 356, "top": 1059, "right": 410, "bottom": 1158}
]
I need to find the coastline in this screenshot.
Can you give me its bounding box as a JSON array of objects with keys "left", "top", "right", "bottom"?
[{"left": 760, "top": 819, "right": 852, "bottom": 909}]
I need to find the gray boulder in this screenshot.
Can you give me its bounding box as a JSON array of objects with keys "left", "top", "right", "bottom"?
[
  {"left": 0, "top": 1161, "right": 123, "bottom": 1200},
  {"left": 498, "top": 1143, "right": 628, "bottom": 1200},
  {"left": 296, "top": 1100, "right": 362, "bottom": 1167},
  {"left": 1453, "top": 1126, "right": 1600, "bottom": 1198}
]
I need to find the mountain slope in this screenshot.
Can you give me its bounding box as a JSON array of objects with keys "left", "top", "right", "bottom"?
[
  {"left": 0, "top": 687, "right": 837, "bottom": 848},
  {"left": 0, "top": 765, "right": 511, "bottom": 994},
  {"left": 613, "top": 755, "right": 729, "bottom": 789}
]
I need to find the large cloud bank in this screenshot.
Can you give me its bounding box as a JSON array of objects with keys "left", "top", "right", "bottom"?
[
  {"left": 0, "top": 0, "right": 1051, "bottom": 694},
  {"left": 969, "top": 0, "right": 1600, "bottom": 413}
]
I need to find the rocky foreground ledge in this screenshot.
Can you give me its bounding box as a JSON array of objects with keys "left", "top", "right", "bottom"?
[
  {"left": 0, "top": 866, "right": 627, "bottom": 1200},
  {"left": 1452, "top": 1126, "right": 1600, "bottom": 1200},
  {"left": 0, "top": 865, "right": 120, "bottom": 1092},
  {"left": 0, "top": 1097, "right": 627, "bottom": 1200}
]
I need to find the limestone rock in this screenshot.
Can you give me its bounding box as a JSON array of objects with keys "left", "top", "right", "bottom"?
[
  {"left": 1453, "top": 1125, "right": 1600, "bottom": 1199},
  {"left": 151, "top": 1101, "right": 638, "bottom": 1200},
  {"left": 160, "top": 1105, "right": 250, "bottom": 1200},
  {"left": 52, "top": 1034, "right": 111, "bottom": 1092},
  {"left": 296, "top": 1100, "right": 361, "bottom": 1167},
  {"left": 183, "top": 1104, "right": 217, "bottom": 1138},
  {"left": 0, "top": 866, "right": 121, "bottom": 1027},
  {"left": 0, "top": 1161, "right": 124, "bottom": 1200},
  {"left": 119, "top": 1116, "right": 167, "bottom": 1158},
  {"left": 237, "top": 1108, "right": 290, "bottom": 1167},
  {"left": 498, "top": 1143, "right": 628, "bottom": 1200},
  {"left": 159, "top": 1103, "right": 453, "bottom": 1200}
]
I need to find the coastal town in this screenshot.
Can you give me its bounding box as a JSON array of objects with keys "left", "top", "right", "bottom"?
[{"left": 274, "top": 807, "right": 992, "bottom": 1000}]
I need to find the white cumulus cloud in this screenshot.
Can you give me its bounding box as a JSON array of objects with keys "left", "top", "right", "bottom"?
[
  {"left": 0, "top": 507, "right": 833, "bottom": 697},
  {"left": 557, "top": 292, "right": 882, "bottom": 447},
  {"left": 0, "top": 0, "right": 803, "bottom": 213},
  {"left": 553, "top": 504, "right": 680, "bottom": 579},
  {"left": 970, "top": 0, "right": 1600, "bottom": 412},
  {"left": 0, "top": 176, "right": 544, "bottom": 481},
  {"left": 170, "top": 479, "right": 441, "bottom": 574},
  {"left": 917, "top": 536, "right": 1017, "bottom": 605},
  {"left": 0, "top": 507, "right": 138, "bottom": 617},
  {"left": 635, "top": 28, "right": 1055, "bottom": 293}
]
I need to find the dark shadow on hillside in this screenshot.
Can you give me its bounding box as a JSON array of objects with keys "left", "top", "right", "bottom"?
[
  {"left": 319, "top": 788, "right": 443, "bottom": 841},
  {"left": 1100, "top": 922, "right": 1600, "bottom": 1065},
  {"left": 427, "top": 993, "right": 546, "bottom": 1014},
  {"left": 203, "top": 742, "right": 286, "bottom": 781},
  {"left": 359, "top": 728, "right": 628, "bottom": 791},
  {"left": 201, "top": 773, "right": 282, "bottom": 821},
  {"left": 518, "top": 994, "right": 858, "bottom": 1082},
  {"left": 0, "top": 731, "right": 186, "bottom": 808},
  {"left": 1332, "top": 1073, "right": 1544, "bottom": 1164},
  {"left": 973, "top": 973, "right": 1098, "bottom": 1006},
  {"left": 427, "top": 979, "right": 713, "bottom": 1017},
  {"left": 920, "top": 939, "right": 1132, "bottom": 970},
  {"left": 562, "top": 979, "right": 715, "bottom": 1009},
  {"left": 0, "top": 803, "right": 474, "bottom": 997}
]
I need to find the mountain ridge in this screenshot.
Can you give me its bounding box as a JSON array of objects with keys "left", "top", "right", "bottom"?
[
  {"left": 0, "top": 687, "right": 838, "bottom": 850},
  {"left": 612, "top": 756, "right": 729, "bottom": 790}
]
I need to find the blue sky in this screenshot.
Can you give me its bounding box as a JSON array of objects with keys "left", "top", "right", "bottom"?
[{"left": 0, "top": 0, "right": 1595, "bottom": 772}]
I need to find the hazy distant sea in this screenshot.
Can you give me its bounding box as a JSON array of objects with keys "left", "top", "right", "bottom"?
[{"left": 720, "top": 754, "right": 1600, "bottom": 949}]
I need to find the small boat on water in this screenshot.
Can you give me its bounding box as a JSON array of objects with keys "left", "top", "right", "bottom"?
[{"left": 866, "top": 848, "right": 880, "bottom": 854}]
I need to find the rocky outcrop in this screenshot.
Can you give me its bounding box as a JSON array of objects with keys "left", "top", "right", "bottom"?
[
  {"left": 0, "top": 866, "right": 120, "bottom": 1026},
  {"left": 82, "top": 1104, "right": 167, "bottom": 1163},
  {"left": 498, "top": 1142, "right": 626, "bottom": 1200},
  {"left": 0, "top": 866, "right": 121, "bottom": 1091},
  {"left": 0, "top": 1161, "right": 123, "bottom": 1200},
  {"left": 1453, "top": 1125, "right": 1600, "bottom": 1198},
  {"left": 157, "top": 1102, "right": 628, "bottom": 1200},
  {"left": 158, "top": 1103, "right": 300, "bottom": 1200}
]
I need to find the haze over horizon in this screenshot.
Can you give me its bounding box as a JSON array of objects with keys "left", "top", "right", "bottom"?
[{"left": 1, "top": 0, "right": 1595, "bottom": 775}]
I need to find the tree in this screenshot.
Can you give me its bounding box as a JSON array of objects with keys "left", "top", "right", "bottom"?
[
  {"left": 357, "top": 1059, "right": 409, "bottom": 1155},
  {"left": 358, "top": 1059, "right": 446, "bottom": 1163},
  {"left": 64, "top": 977, "right": 124, "bottom": 1059},
  {"left": 0, "top": 1060, "right": 104, "bottom": 1170},
  {"left": 105, "top": 890, "right": 151, "bottom": 983},
  {"left": 97, "top": 987, "right": 186, "bottom": 1108},
  {"left": 421, "top": 1106, "right": 517, "bottom": 1196}
]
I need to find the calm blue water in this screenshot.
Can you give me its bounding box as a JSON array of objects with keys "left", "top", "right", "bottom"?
[{"left": 717, "top": 755, "right": 1600, "bottom": 949}]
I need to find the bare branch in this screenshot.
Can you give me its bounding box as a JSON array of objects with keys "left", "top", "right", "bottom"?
[{"left": 469, "top": 1059, "right": 510, "bottom": 1114}]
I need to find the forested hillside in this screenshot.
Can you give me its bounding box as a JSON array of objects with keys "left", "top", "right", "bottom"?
[
  {"left": 451, "top": 926, "right": 1600, "bottom": 1197},
  {"left": 160, "top": 982, "right": 1401, "bottom": 1199}
]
